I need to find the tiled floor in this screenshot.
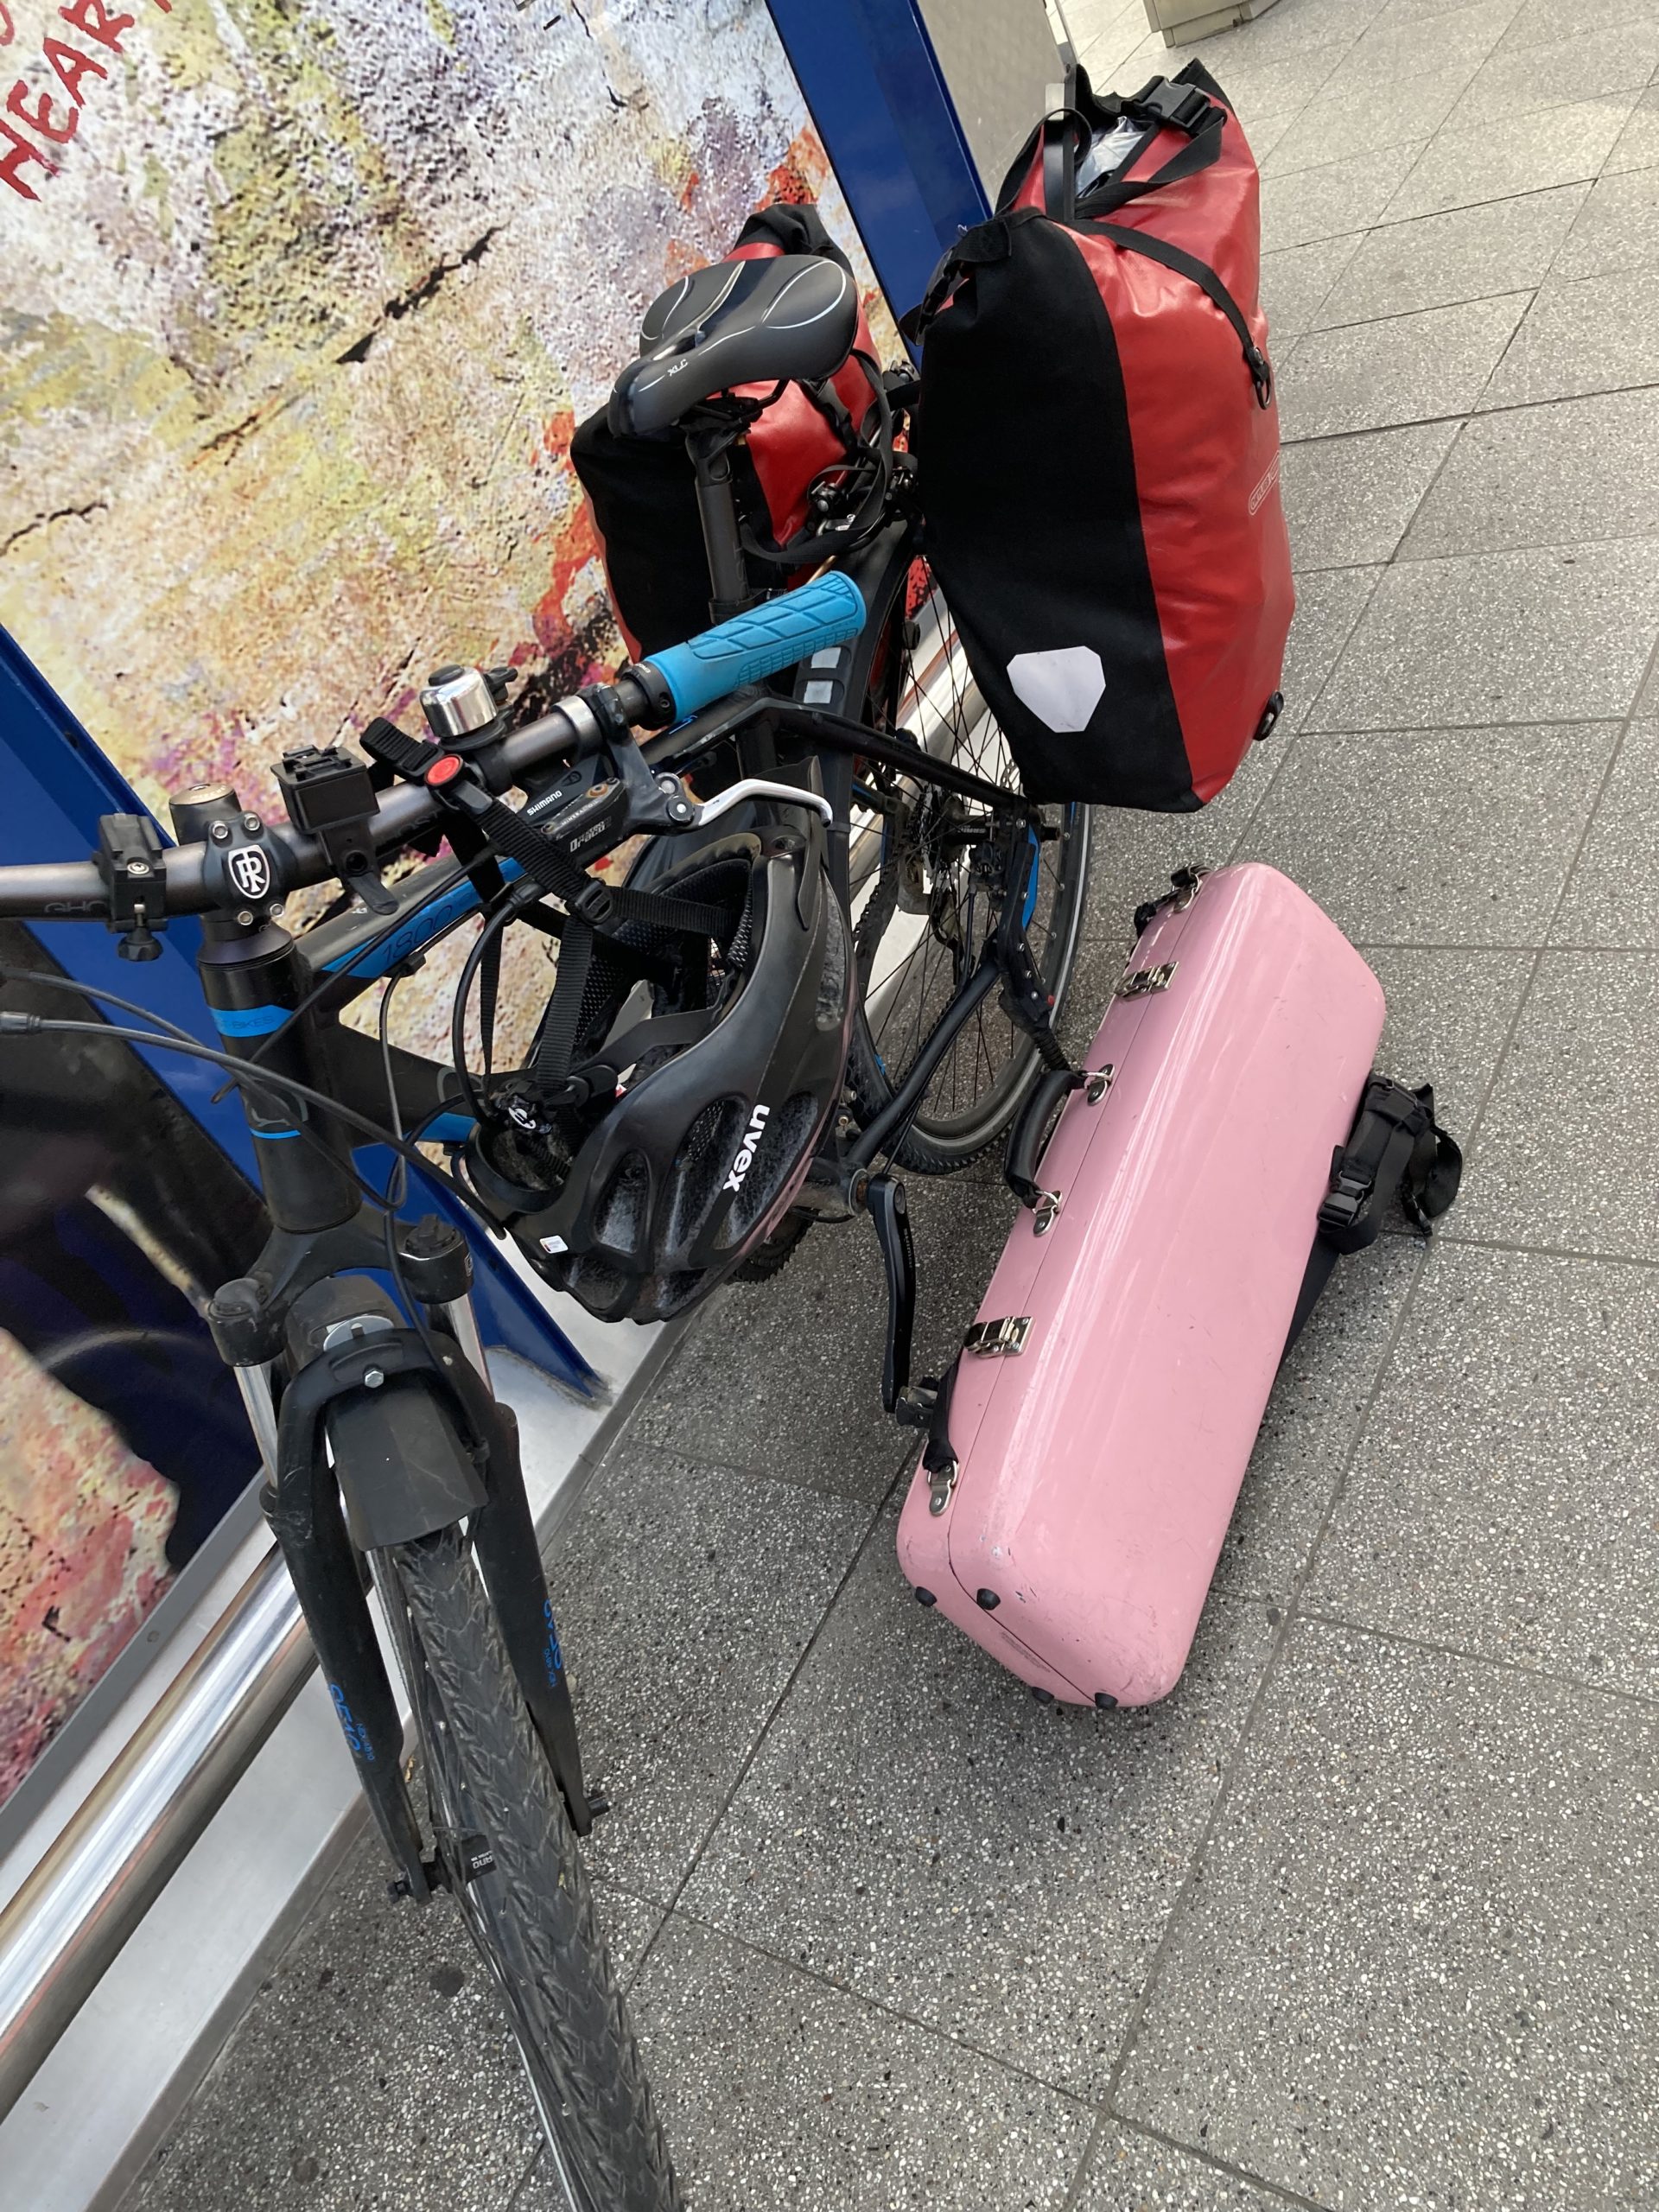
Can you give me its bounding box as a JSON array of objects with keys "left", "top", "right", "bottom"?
[{"left": 126, "top": 0, "right": 1659, "bottom": 2205}]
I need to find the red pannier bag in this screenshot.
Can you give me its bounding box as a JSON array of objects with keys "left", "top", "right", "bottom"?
[
  {"left": 571, "top": 202, "right": 880, "bottom": 658},
  {"left": 909, "top": 65, "right": 1294, "bottom": 811}
]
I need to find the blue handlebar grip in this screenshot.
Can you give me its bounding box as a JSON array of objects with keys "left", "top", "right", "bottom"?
[{"left": 642, "top": 572, "right": 868, "bottom": 720}]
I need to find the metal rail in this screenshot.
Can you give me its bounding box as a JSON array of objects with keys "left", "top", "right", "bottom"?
[{"left": 0, "top": 1546, "right": 313, "bottom": 2117}]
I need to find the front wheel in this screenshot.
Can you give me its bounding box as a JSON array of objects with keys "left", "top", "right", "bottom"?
[
  {"left": 839, "top": 552, "right": 1094, "bottom": 1172},
  {"left": 385, "top": 1529, "right": 680, "bottom": 2212}
]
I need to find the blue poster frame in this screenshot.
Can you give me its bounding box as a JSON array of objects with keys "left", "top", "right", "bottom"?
[{"left": 766, "top": 0, "right": 988, "bottom": 328}]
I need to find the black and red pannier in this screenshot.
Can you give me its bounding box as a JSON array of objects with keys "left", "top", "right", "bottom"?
[
  {"left": 911, "top": 64, "right": 1294, "bottom": 812},
  {"left": 571, "top": 203, "right": 882, "bottom": 658}
]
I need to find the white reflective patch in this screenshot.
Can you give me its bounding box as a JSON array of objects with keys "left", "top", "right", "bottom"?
[
  {"left": 810, "top": 648, "right": 842, "bottom": 668},
  {"left": 538, "top": 1234, "right": 569, "bottom": 1255},
  {"left": 1007, "top": 646, "right": 1106, "bottom": 734},
  {"left": 802, "top": 679, "right": 836, "bottom": 704}
]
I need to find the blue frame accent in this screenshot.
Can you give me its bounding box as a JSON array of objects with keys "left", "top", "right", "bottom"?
[
  {"left": 766, "top": 0, "right": 988, "bottom": 328},
  {"left": 0, "top": 628, "right": 598, "bottom": 1396},
  {"left": 210, "top": 1004, "right": 292, "bottom": 1038}
]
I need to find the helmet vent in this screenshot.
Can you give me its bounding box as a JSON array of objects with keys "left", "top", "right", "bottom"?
[
  {"left": 665, "top": 1096, "right": 747, "bottom": 1258},
  {"left": 594, "top": 1150, "right": 651, "bottom": 1255}
]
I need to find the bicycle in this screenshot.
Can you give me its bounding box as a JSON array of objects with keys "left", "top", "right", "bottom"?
[{"left": 0, "top": 243, "right": 1091, "bottom": 2209}]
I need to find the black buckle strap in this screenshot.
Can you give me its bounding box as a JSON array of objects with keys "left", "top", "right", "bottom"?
[
  {"left": 1123, "top": 77, "right": 1213, "bottom": 134},
  {"left": 1283, "top": 1077, "right": 1463, "bottom": 1362},
  {"left": 359, "top": 715, "right": 436, "bottom": 784},
  {"left": 1315, "top": 1077, "right": 1459, "bottom": 1253},
  {"left": 1088, "top": 219, "right": 1273, "bottom": 407}
]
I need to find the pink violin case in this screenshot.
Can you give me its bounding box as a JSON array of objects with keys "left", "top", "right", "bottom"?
[{"left": 896, "top": 861, "right": 1457, "bottom": 1708}]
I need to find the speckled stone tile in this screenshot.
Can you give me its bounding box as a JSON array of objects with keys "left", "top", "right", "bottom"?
[
  {"left": 1380, "top": 95, "right": 1635, "bottom": 220},
  {"left": 682, "top": 1534, "right": 1274, "bottom": 2101},
  {"left": 1259, "top": 232, "right": 1364, "bottom": 344},
  {"left": 1309, "top": 542, "right": 1659, "bottom": 728},
  {"left": 124, "top": 1826, "right": 663, "bottom": 2212},
  {"left": 1479, "top": 267, "right": 1659, "bottom": 408},
  {"left": 1211, "top": 1236, "right": 1421, "bottom": 1611},
  {"left": 1313, "top": 185, "right": 1583, "bottom": 327},
  {"left": 1453, "top": 949, "right": 1659, "bottom": 1258},
  {"left": 1310, "top": 1243, "right": 1659, "bottom": 1694},
  {"left": 1281, "top": 565, "right": 1386, "bottom": 734},
  {"left": 1497, "top": 0, "right": 1659, "bottom": 48},
  {"left": 1117, "top": 1621, "right": 1659, "bottom": 2210},
  {"left": 1195, "top": 41, "right": 1344, "bottom": 126},
  {"left": 1605, "top": 84, "right": 1659, "bottom": 172},
  {"left": 1281, "top": 421, "right": 1459, "bottom": 568},
  {"left": 1402, "top": 389, "right": 1659, "bottom": 559},
  {"left": 1214, "top": 0, "right": 1389, "bottom": 56},
  {"left": 1236, "top": 109, "right": 1301, "bottom": 168},
  {"left": 1360, "top": 945, "right": 1535, "bottom": 1135},
  {"left": 1262, "top": 71, "right": 1468, "bottom": 180},
  {"left": 1449, "top": 16, "right": 1659, "bottom": 124},
  {"left": 598, "top": 1916, "right": 1090, "bottom": 2212},
  {"left": 552, "top": 1443, "right": 871, "bottom": 1900},
  {"left": 1260, "top": 140, "right": 1429, "bottom": 251},
  {"left": 1551, "top": 163, "right": 1659, "bottom": 281},
  {"left": 1074, "top": 2125, "right": 1290, "bottom": 2212},
  {"left": 623, "top": 1173, "right": 1014, "bottom": 1494},
  {"left": 1277, "top": 292, "right": 1529, "bottom": 440},
  {"left": 1240, "top": 721, "right": 1619, "bottom": 944},
  {"left": 1553, "top": 722, "right": 1659, "bottom": 946},
  {"left": 1339, "top": 0, "right": 1522, "bottom": 75},
  {"left": 1371, "top": 0, "right": 1524, "bottom": 28}
]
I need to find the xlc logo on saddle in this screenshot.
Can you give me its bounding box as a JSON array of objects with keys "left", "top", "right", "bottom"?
[{"left": 723, "top": 1102, "right": 772, "bottom": 1194}]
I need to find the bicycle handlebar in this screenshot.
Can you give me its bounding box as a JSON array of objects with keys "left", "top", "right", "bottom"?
[
  {"left": 647, "top": 572, "right": 865, "bottom": 718},
  {"left": 0, "top": 575, "right": 869, "bottom": 922}
]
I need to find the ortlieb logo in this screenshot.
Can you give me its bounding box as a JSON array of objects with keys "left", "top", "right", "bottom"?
[
  {"left": 1248, "top": 453, "right": 1281, "bottom": 516},
  {"left": 722, "top": 1103, "right": 771, "bottom": 1194}
]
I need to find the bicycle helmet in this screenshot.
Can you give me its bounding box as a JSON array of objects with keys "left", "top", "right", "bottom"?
[{"left": 466, "top": 816, "right": 853, "bottom": 1324}]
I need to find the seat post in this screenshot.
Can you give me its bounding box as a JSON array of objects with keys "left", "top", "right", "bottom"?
[{"left": 686, "top": 427, "right": 754, "bottom": 625}]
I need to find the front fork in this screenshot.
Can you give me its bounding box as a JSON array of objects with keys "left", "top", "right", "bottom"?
[{"left": 218, "top": 1230, "right": 596, "bottom": 1907}]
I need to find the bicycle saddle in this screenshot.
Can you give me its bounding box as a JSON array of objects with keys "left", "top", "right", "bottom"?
[{"left": 608, "top": 254, "right": 858, "bottom": 438}]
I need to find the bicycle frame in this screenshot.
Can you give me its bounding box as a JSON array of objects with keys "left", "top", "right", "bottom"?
[{"left": 0, "top": 500, "right": 1058, "bottom": 1910}]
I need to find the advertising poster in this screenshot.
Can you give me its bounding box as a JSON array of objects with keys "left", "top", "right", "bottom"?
[{"left": 0, "top": 0, "right": 893, "bottom": 1803}]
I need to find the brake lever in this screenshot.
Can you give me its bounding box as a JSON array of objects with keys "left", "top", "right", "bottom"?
[{"left": 691, "top": 779, "right": 834, "bottom": 832}]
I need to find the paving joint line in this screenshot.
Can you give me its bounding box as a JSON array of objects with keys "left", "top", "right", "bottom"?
[
  {"left": 1269, "top": 154, "right": 1633, "bottom": 232},
  {"left": 1296, "top": 707, "right": 1642, "bottom": 738},
  {"left": 1083, "top": 2111, "right": 1340, "bottom": 2212},
  {"left": 1296, "top": 1608, "right": 1659, "bottom": 1712},
  {"left": 1352, "top": 938, "right": 1637, "bottom": 952},
  {"left": 1093, "top": 1231, "right": 1433, "bottom": 2122},
  {"left": 1433, "top": 1225, "right": 1658, "bottom": 1267},
  {"left": 1299, "top": 277, "right": 1538, "bottom": 344},
  {"left": 1280, "top": 372, "right": 1659, "bottom": 450},
  {"left": 617, "top": 1457, "right": 911, "bottom": 1999},
  {"left": 652, "top": 1897, "right": 1097, "bottom": 2112},
  {"left": 1457, "top": 616, "right": 1659, "bottom": 1158}
]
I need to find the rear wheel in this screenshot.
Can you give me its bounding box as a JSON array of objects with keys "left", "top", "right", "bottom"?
[
  {"left": 385, "top": 1529, "right": 680, "bottom": 2212},
  {"left": 839, "top": 553, "right": 1093, "bottom": 1171}
]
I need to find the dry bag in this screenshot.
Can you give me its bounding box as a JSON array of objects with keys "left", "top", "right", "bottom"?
[{"left": 911, "top": 64, "right": 1294, "bottom": 812}]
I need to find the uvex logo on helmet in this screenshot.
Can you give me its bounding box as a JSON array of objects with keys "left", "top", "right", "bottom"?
[{"left": 722, "top": 1103, "right": 771, "bottom": 1195}]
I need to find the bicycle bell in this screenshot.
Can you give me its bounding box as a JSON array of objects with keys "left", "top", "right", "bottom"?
[{"left": 420, "top": 664, "right": 513, "bottom": 748}]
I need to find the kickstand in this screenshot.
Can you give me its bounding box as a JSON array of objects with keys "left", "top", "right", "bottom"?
[
  {"left": 865, "top": 1173, "right": 943, "bottom": 1435},
  {"left": 864, "top": 1174, "right": 918, "bottom": 1415}
]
